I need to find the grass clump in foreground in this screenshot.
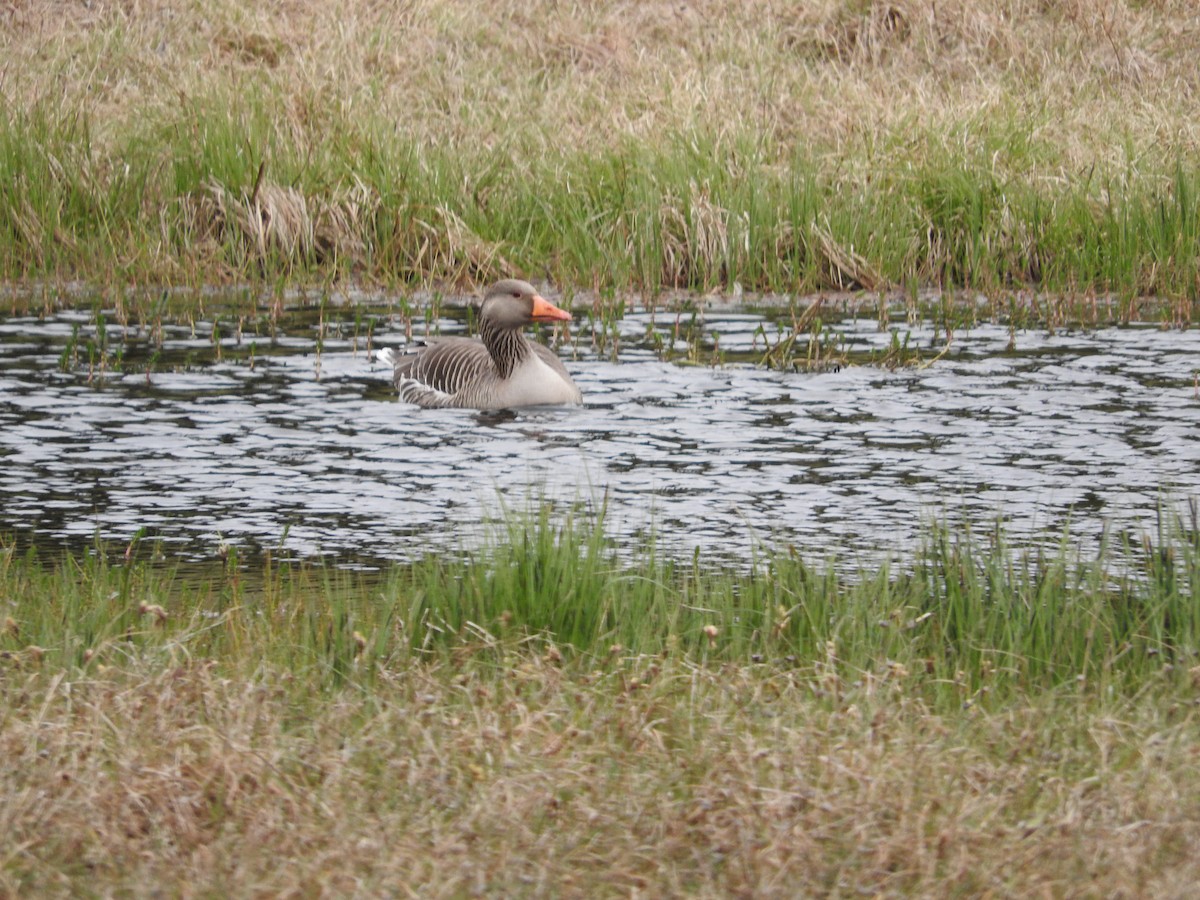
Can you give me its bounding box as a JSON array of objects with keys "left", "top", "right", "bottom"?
[{"left": 3, "top": 508, "right": 1200, "bottom": 895}]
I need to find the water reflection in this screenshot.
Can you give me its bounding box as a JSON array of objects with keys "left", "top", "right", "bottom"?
[{"left": 1, "top": 305, "right": 1198, "bottom": 567}]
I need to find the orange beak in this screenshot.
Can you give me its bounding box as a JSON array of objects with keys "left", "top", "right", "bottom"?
[{"left": 530, "top": 294, "right": 572, "bottom": 322}]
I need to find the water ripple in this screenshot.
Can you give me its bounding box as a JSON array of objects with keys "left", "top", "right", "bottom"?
[{"left": 1, "top": 311, "right": 1198, "bottom": 565}]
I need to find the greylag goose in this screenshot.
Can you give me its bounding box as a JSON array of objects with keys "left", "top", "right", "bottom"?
[{"left": 378, "top": 279, "right": 582, "bottom": 409}]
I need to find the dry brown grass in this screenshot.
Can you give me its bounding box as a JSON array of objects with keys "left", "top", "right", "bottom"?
[
  {"left": 3, "top": 1, "right": 1200, "bottom": 293},
  {"left": 183, "top": 175, "right": 380, "bottom": 272},
  {"left": 3, "top": 0, "right": 1199, "bottom": 172},
  {"left": 3, "top": 654, "right": 1200, "bottom": 896}
]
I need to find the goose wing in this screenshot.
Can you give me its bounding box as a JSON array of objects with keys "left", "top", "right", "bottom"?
[
  {"left": 385, "top": 338, "right": 497, "bottom": 409},
  {"left": 379, "top": 335, "right": 580, "bottom": 409}
]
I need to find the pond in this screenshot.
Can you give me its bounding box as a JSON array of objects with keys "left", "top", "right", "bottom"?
[{"left": 1, "top": 297, "right": 1198, "bottom": 568}]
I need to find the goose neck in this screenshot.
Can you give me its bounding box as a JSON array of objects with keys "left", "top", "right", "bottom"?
[{"left": 479, "top": 317, "right": 532, "bottom": 378}]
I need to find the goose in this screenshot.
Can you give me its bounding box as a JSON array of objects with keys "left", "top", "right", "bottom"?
[{"left": 378, "top": 279, "right": 583, "bottom": 409}]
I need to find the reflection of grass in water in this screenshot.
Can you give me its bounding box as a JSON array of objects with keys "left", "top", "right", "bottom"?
[{"left": 3, "top": 503, "right": 1200, "bottom": 893}]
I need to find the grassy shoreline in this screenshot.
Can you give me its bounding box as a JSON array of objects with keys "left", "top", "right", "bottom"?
[
  {"left": 4, "top": 1, "right": 1200, "bottom": 301},
  {"left": 3, "top": 512, "right": 1200, "bottom": 894},
  {"left": 4, "top": 101, "right": 1200, "bottom": 303}
]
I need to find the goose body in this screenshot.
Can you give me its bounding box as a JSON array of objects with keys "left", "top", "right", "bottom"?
[{"left": 379, "top": 280, "right": 582, "bottom": 409}]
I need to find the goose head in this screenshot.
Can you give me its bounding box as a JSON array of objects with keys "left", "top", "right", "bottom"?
[{"left": 479, "top": 279, "right": 572, "bottom": 328}]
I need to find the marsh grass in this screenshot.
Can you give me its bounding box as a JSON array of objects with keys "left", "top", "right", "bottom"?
[
  {"left": 3, "top": 508, "right": 1200, "bottom": 894},
  {"left": 4, "top": 1, "right": 1200, "bottom": 306},
  {"left": 6, "top": 504, "right": 1199, "bottom": 703},
  {"left": 9, "top": 284, "right": 1047, "bottom": 388},
  {"left": 6, "top": 100, "right": 1200, "bottom": 306}
]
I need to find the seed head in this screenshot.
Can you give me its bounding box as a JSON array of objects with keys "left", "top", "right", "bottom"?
[{"left": 139, "top": 603, "right": 168, "bottom": 623}]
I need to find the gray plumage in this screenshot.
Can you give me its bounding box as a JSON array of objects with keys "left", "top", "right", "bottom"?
[{"left": 379, "top": 280, "right": 582, "bottom": 409}]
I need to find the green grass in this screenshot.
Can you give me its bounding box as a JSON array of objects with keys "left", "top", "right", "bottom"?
[
  {"left": 3, "top": 93, "right": 1200, "bottom": 305},
  {"left": 4, "top": 508, "right": 1200, "bottom": 895},
  {"left": 4, "top": 505, "right": 1198, "bottom": 706},
  {"left": 5, "top": 0, "right": 1200, "bottom": 310}
]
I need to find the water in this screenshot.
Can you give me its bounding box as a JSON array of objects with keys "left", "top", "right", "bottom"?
[{"left": 2, "top": 302, "right": 1198, "bottom": 568}]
